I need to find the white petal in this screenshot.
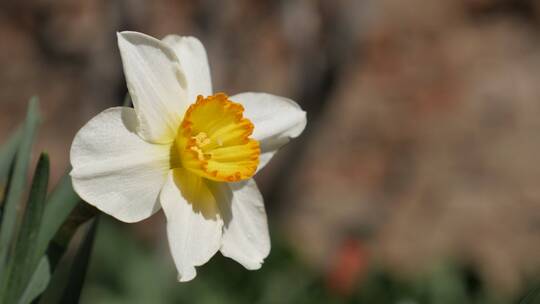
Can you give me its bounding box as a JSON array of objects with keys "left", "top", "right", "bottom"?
[
  {"left": 162, "top": 35, "right": 213, "bottom": 102},
  {"left": 214, "top": 179, "right": 270, "bottom": 270},
  {"left": 117, "top": 31, "right": 189, "bottom": 143},
  {"left": 230, "top": 92, "right": 307, "bottom": 169},
  {"left": 160, "top": 169, "right": 223, "bottom": 282},
  {"left": 70, "top": 107, "right": 170, "bottom": 223}
]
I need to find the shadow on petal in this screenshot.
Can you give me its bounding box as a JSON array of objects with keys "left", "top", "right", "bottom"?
[
  {"left": 208, "top": 181, "right": 245, "bottom": 228},
  {"left": 120, "top": 107, "right": 140, "bottom": 135},
  {"left": 171, "top": 168, "right": 220, "bottom": 221}
]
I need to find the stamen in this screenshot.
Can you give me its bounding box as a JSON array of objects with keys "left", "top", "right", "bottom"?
[
  {"left": 192, "top": 132, "right": 211, "bottom": 147},
  {"left": 174, "top": 93, "right": 260, "bottom": 182}
]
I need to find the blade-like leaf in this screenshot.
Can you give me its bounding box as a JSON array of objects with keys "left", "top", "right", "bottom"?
[
  {"left": 59, "top": 218, "right": 98, "bottom": 304},
  {"left": 0, "top": 127, "right": 22, "bottom": 184},
  {"left": 520, "top": 285, "right": 540, "bottom": 304},
  {"left": 43, "top": 202, "right": 97, "bottom": 273},
  {"left": 36, "top": 171, "right": 80, "bottom": 259},
  {"left": 0, "top": 97, "right": 40, "bottom": 293},
  {"left": 0, "top": 127, "right": 22, "bottom": 212},
  {"left": 5, "top": 154, "right": 49, "bottom": 302},
  {"left": 39, "top": 218, "right": 98, "bottom": 304},
  {"left": 18, "top": 257, "right": 50, "bottom": 304}
]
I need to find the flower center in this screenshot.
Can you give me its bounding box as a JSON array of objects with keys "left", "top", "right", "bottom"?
[{"left": 174, "top": 93, "right": 260, "bottom": 182}]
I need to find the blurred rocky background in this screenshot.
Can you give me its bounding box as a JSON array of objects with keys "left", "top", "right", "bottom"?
[{"left": 2, "top": 0, "right": 540, "bottom": 301}]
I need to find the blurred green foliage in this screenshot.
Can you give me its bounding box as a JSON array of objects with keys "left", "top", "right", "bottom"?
[
  {"left": 82, "top": 218, "right": 539, "bottom": 304},
  {"left": 0, "top": 98, "right": 85, "bottom": 304}
]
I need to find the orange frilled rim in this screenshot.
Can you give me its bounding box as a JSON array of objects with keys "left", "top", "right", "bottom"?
[{"left": 174, "top": 93, "right": 260, "bottom": 182}]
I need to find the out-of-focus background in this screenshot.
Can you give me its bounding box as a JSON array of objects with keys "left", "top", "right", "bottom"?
[{"left": 2, "top": 0, "right": 540, "bottom": 303}]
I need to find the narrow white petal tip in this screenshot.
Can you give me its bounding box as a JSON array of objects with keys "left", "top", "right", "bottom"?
[
  {"left": 177, "top": 270, "right": 196, "bottom": 282},
  {"left": 117, "top": 31, "right": 161, "bottom": 48},
  {"left": 220, "top": 250, "right": 265, "bottom": 270},
  {"left": 117, "top": 31, "right": 146, "bottom": 38},
  {"left": 116, "top": 31, "right": 127, "bottom": 42},
  {"left": 247, "top": 260, "right": 264, "bottom": 270}
]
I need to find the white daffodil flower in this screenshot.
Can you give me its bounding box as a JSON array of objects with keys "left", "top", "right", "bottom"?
[{"left": 69, "top": 31, "right": 306, "bottom": 282}]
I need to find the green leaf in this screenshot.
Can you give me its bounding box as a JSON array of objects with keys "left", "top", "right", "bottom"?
[
  {"left": 0, "top": 127, "right": 22, "bottom": 218},
  {"left": 5, "top": 154, "right": 49, "bottom": 302},
  {"left": 18, "top": 257, "right": 50, "bottom": 304},
  {"left": 520, "top": 285, "right": 540, "bottom": 304},
  {"left": 0, "top": 97, "right": 40, "bottom": 293},
  {"left": 36, "top": 170, "right": 80, "bottom": 259},
  {"left": 39, "top": 218, "right": 99, "bottom": 304},
  {"left": 0, "top": 126, "right": 22, "bottom": 184},
  {"left": 59, "top": 218, "right": 98, "bottom": 304}
]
